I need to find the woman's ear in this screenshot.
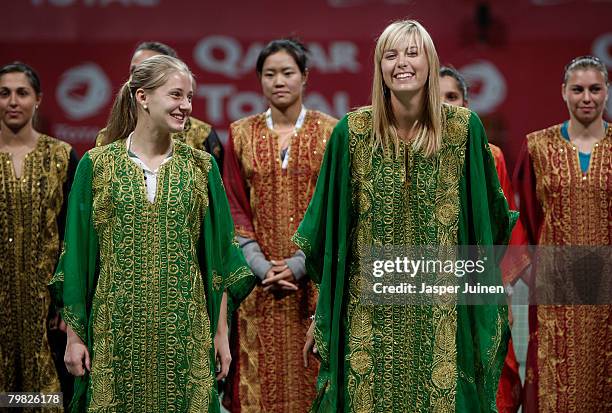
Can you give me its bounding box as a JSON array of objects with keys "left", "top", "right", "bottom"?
[
  {"left": 561, "top": 83, "right": 567, "bottom": 103},
  {"left": 135, "top": 88, "right": 149, "bottom": 111}
]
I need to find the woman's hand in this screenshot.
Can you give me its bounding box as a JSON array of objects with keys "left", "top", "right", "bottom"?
[
  {"left": 214, "top": 292, "right": 231, "bottom": 380},
  {"left": 64, "top": 326, "right": 90, "bottom": 376},
  {"left": 303, "top": 319, "right": 318, "bottom": 368},
  {"left": 262, "top": 260, "right": 298, "bottom": 292},
  {"left": 214, "top": 328, "right": 231, "bottom": 380}
]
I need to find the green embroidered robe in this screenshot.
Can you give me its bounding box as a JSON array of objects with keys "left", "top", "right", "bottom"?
[
  {"left": 293, "top": 105, "right": 516, "bottom": 412},
  {"left": 50, "top": 140, "right": 255, "bottom": 412}
]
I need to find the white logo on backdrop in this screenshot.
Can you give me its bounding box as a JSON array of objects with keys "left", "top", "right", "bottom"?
[
  {"left": 56, "top": 63, "right": 111, "bottom": 121},
  {"left": 193, "top": 36, "right": 257, "bottom": 79},
  {"left": 196, "top": 85, "right": 351, "bottom": 124},
  {"left": 192, "top": 36, "right": 358, "bottom": 123},
  {"left": 592, "top": 32, "right": 612, "bottom": 116},
  {"left": 193, "top": 35, "right": 360, "bottom": 79},
  {"left": 460, "top": 60, "right": 507, "bottom": 116},
  {"left": 592, "top": 32, "right": 612, "bottom": 68}
]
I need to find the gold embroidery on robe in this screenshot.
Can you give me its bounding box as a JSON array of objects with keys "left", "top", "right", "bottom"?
[
  {"left": 0, "top": 135, "right": 68, "bottom": 406},
  {"left": 343, "top": 106, "right": 469, "bottom": 412},
  {"left": 230, "top": 110, "right": 337, "bottom": 412}
]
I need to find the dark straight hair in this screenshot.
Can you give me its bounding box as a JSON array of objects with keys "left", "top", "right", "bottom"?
[
  {"left": 256, "top": 38, "right": 309, "bottom": 77},
  {"left": 0, "top": 62, "right": 42, "bottom": 96},
  {"left": 134, "top": 41, "right": 178, "bottom": 58},
  {"left": 440, "top": 65, "right": 469, "bottom": 101}
]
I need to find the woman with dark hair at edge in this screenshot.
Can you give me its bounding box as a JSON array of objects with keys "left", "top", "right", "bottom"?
[
  {"left": 297, "top": 20, "right": 516, "bottom": 412},
  {"left": 222, "top": 38, "right": 337, "bottom": 412},
  {"left": 440, "top": 65, "right": 528, "bottom": 413},
  {"left": 0, "top": 62, "right": 78, "bottom": 411},
  {"left": 95, "top": 40, "right": 224, "bottom": 171},
  {"left": 514, "top": 55, "right": 611, "bottom": 412},
  {"left": 49, "top": 55, "right": 255, "bottom": 412}
]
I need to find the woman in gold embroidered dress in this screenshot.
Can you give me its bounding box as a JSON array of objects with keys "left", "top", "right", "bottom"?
[
  {"left": 515, "top": 55, "right": 611, "bottom": 412},
  {"left": 222, "top": 39, "right": 337, "bottom": 412},
  {"left": 0, "top": 62, "right": 78, "bottom": 406},
  {"left": 296, "top": 20, "right": 515, "bottom": 412},
  {"left": 50, "top": 55, "right": 254, "bottom": 412}
]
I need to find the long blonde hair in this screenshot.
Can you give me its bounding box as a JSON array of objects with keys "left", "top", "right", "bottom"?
[
  {"left": 104, "top": 55, "right": 193, "bottom": 145},
  {"left": 371, "top": 20, "right": 442, "bottom": 157}
]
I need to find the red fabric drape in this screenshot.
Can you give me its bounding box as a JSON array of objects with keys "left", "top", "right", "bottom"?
[{"left": 491, "top": 144, "right": 525, "bottom": 413}]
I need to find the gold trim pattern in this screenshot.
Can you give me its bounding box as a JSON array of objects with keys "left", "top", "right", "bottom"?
[
  {"left": 85, "top": 140, "right": 216, "bottom": 411},
  {"left": 291, "top": 231, "right": 312, "bottom": 256},
  {"left": 223, "top": 266, "right": 252, "bottom": 290},
  {"left": 526, "top": 124, "right": 612, "bottom": 411},
  {"left": 180, "top": 116, "right": 213, "bottom": 149},
  {"left": 230, "top": 110, "right": 337, "bottom": 412},
  {"left": 0, "top": 135, "right": 68, "bottom": 396},
  {"left": 343, "top": 105, "right": 469, "bottom": 412}
]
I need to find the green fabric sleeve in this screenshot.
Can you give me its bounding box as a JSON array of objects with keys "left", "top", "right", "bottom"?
[
  {"left": 292, "top": 115, "right": 352, "bottom": 412},
  {"left": 456, "top": 111, "right": 514, "bottom": 412},
  {"left": 48, "top": 152, "right": 99, "bottom": 412},
  {"left": 49, "top": 152, "right": 99, "bottom": 342},
  {"left": 200, "top": 157, "right": 255, "bottom": 335}
]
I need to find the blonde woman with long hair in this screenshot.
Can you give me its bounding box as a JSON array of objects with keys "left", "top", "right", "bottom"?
[
  {"left": 49, "top": 55, "right": 254, "bottom": 412},
  {"left": 296, "top": 20, "right": 515, "bottom": 412}
]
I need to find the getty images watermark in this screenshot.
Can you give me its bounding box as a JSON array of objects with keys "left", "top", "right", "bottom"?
[
  {"left": 359, "top": 245, "right": 612, "bottom": 305},
  {"left": 372, "top": 255, "right": 492, "bottom": 295}
]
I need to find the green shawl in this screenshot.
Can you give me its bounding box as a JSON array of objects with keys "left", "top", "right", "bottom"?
[{"left": 294, "top": 105, "right": 516, "bottom": 412}]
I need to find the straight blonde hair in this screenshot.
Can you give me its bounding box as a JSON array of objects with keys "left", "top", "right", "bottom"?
[
  {"left": 371, "top": 20, "right": 442, "bottom": 157},
  {"left": 104, "top": 55, "right": 193, "bottom": 145}
]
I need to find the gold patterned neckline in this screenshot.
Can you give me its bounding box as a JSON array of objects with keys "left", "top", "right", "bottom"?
[
  {"left": 121, "top": 136, "right": 178, "bottom": 207},
  {"left": 558, "top": 121, "right": 612, "bottom": 150},
  {"left": 1, "top": 135, "right": 47, "bottom": 180},
  {"left": 0, "top": 134, "right": 45, "bottom": 157},
  {"left": 555, "top": 124, "right": 611, "bottom": 178},
  {"left": 125, "top": 133, "right": 174, "bottom": 171}
]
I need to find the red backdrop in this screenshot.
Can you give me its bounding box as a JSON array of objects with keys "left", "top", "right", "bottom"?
[{"left": 1, "top": 0, "right": 611, "bottom": 172}]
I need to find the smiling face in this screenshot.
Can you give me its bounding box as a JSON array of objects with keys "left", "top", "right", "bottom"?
[
  {"left": 260, "top": 50, "right": 306, "bottom": 111},
  {"left": 380, "top": 34, "right": 429, "bottom": 100},
  {"left": 439, "top": 75, "right": 467, "bottom": 107},
  {"left": 137, "top": 70, "right": 193, "bottom": 134},
  {"left": 562, "top": 68, "right": 608, "bottom": 126},
  {"left": 0, "top": 72, "right": 41, "bottom": 133}
]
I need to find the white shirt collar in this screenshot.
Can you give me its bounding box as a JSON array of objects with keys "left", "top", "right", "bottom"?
[{"left": 265, "top": 105, "right": 307, "bottom": 131}]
